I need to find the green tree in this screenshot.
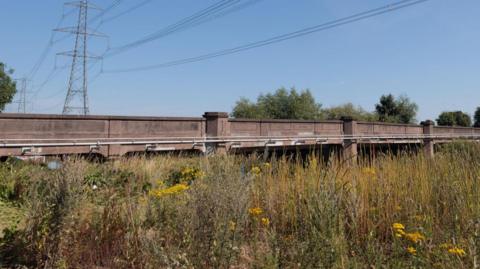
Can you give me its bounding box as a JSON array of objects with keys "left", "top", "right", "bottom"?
[
  {"left": 0, "top": 63, "right": 17, "bottom": 112},
  {"left": 324, "top": 103, "right": 377, "bottom": 121},
  {"left": 375, "top": 94, "right": 418, "bottom": 124},
  {"left": 231, "top": 98, "right": 266, "bottom": 119},
  {"left": 474, "top": 107, "right": 480, "bottom": 128},
  {"left": 437, "top": 111, "right": 472, "bottom": 127},
  {"left": 231, "top": 87, "right": 323, "bottom": 120}
]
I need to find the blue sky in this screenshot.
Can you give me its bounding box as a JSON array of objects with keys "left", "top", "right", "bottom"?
[{"left": 1, "top": 0, "right": 479, "bottom": 121}]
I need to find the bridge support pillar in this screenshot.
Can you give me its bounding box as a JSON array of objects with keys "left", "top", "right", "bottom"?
[
  {"left": 422, "top": 120, "right": 435, "bottom": 158},
  {"left": 203, "top": 112, "right": 230, "bottom": 155},
  {"left": 342, "top": 117, "right": 358, "bottom": 164}
]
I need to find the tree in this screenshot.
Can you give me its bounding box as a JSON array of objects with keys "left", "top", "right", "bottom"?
[
  {"left": 0, "top": 62, "right": 16, "bottom": 112},
  {"left": 232, "top": 87, "right": 324, "bottom": 120},
  {"left": 474, "top": 107, "right": 480, "bottom": 128},
  {"left": 437, "top": 111, "right": 472, "bottom": 127},
  {"left": 231, "top": 98, "right": 266, "bottom": 119},
  {"left": 324, "top": 103, "right": 377, "bottom": 121},
  {"left": 375, "top": 94, "right": 418, "bottom": 124}
]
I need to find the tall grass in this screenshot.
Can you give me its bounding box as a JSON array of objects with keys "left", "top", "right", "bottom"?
[{"left": 1, "top": 144, "right": 480, "bottom": 268}]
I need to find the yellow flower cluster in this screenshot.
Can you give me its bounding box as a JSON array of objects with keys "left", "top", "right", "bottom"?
[
  {"left": 406, "top": 246, "right": 417, "bottom": 255},
  {"left": 392, "top": 223, "right": 405, "bottom": 230},
  {"left": 229, "top": 220, "right": 236, "bottom": 231},
  {"left": 393, "top": 223, "right": 406, "bottom": 238},
  {"left": 180, "top": 167, "right": 205, "bottom": 182},
  {"left": 248, "top": 207, "right": 270, "bottom": 227},
  {"left": 440, "top": 243, "right": 467, "bottom": 257},
  {"left": 404, "top": 232, "right": 425, "bottom": 244},
  {"left": 249, "top": 207, "right": 263, "bottom": 216},
  {"left": 392, "top": 223, "right": 425, "bottom": 243},
  {"left": 447, "top": 247, "right": 466, "bottom": 257},
  {"left": 250, "top": 166, "right": 261, "bottom": 175},
  {"left": 149, "top": 183, "right": 189, "bottom": 198}
]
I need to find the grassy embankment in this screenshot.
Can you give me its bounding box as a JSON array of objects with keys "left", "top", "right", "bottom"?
[{"left": 1, "top": 142, "right": 479, "bottom": 268}]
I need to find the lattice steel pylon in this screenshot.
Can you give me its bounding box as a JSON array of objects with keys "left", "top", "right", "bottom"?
[
  {"left": 55, "top": 0, "right": 105, "bottom": 115},
  {"left": 13, "top": 78, "right": 28, "bottom": 113}
]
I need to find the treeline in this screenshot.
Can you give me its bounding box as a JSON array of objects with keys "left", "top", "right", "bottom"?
[{"left": 232, "top": 87, "right": 480, "bottom": 127}]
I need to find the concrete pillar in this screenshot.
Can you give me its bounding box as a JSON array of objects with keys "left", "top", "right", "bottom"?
[
  {"left": 422, "top": 120, "right": 435, "bottom": 158},
  {"left": 342, "top": 117, "right": 358, "bottom": 163},
  {"left": 203, "top": 112, "right": 230, "bottom": 154}
]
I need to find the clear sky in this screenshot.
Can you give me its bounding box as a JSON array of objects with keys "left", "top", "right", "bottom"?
[{"left": 1, "top": 0, "right": 479, "bottom": 121}]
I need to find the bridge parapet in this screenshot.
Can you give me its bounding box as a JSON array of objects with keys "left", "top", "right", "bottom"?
[
  {"left": 1, "top": 112, "right": 480, "bottom": 159},
  {"left": 0, "top": 113, "right": 206, "bottom": 158},
  {"left": 229, "top": 118, "right": 343, "bottom": 136},
  {"left": 434, "top": 126, "right": 478, "bottom": 136},
  {"left": 357, "top": 121, "right": 423, "bottom": 136}
]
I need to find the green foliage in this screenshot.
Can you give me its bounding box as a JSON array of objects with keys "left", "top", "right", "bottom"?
[
  {"left": 165, "top": 166, "right": 204, "bottom": 186},
  {"left": 0, "top": 62, "right": 17, "bottom": 112},
  {"left": 232, "top": 87, "right": 324, "bottom": 120},
  {"left": 324, "top": 103, "right": 378, "bottom": 121},
  {"left": 83, "top": 171, "right": 106, "bottom": 187},
  {"left": 436, "top": 111, "right": 472, "bottom": 127},
  {"left": 474, "top": 107, "right": 480, "bottom": 127},
  {"left": 375, "top": 94, "right": 418, "bottom": 124}
]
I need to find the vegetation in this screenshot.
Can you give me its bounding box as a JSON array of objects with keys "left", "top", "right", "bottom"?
[
  {"left": 474, "top": 107, "right": 480, "bottom": 127},
  {"left": 324, "top": 103, "right": 378, "bottom": 121},
  {"left": 375, "top": 94, "right": 418, "bottom": 124},
  {"left": 1, "top": 146, "right": 480, "bottom": 268},
  {"left": 232, "top": 89, "right": 419, "bottom": 124},
  {"left": 231, "top": 87, "right": 323, "bottom": 120},
  {"left": 437, "top": 111, "right": 472, "bottom": 127},
  {"left": 0, "top": 62, "right": 17, "bottom": 112}
]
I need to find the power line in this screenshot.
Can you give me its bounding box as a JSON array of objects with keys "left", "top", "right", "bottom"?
[
  {"left": 89, "top": 0, "right": 124, "bottom": 23},
  {"left": 31, "top": 67, "right": 64, "bottom": 98},
  {"left": 105, "top": 0, "right": 262, "bottom": 57},
  {"left": 101, "top": 0, "right": 154, "bottom": 24},
  {"left": 89, "top": 0, "right": 263, "bottom": 85},
  {"left": 27, "top": 9, "right": 76, "bottom": 81},
  {"left": 105, "top": 0, "right": 431, "bottom": 73}
]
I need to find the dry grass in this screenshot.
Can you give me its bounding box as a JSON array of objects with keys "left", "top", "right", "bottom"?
[{"left": 1, "top": 143, "right": 480, "bottom": 268}]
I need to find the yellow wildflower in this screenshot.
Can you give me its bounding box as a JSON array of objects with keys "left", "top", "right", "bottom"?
[
  {"left": 250, "top": 166, "right": 261, "bottom": 175},
  {"left": 392, "top": 223, "right": 405, "bottom": 231},
  {"left": 263, "top": 162, "right": 271, "bottom": 168},
  {"left": 261, "top": 217, "right": 270, "bottom": 227},
  {"left": 179, "top": 166, "right": 205, "bottom": 182},
  {"left": 149, "top": 183, "right": 189, "bottom": 198},
  {"left": 249, "top": 207, "right": 263, "bottom": 216},
  {"left": 448, "top": 247, "right": 466, "bottom": 257},
  {"left": 395, "top": 229, "right": 406, "bottom": 238},
  {"left": 404, "top": 232, "right": 425, "bottom": 244},
  {"left": 229, "top": 221, "right": 236, "bottom": 231},
  {"left": 407, "top": 246, "right": 417, "bottom": 255}
]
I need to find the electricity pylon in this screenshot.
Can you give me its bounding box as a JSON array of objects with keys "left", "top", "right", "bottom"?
[
  {"left": 55, "top": 0, "right": 105, "bottom": 115},
  {"left": 14, "top": 78, "right": 28, "bottom": 113}
]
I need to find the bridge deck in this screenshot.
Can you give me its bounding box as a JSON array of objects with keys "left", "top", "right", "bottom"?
[{"left": 0, "top": 113, "right": 479, "bottom": 159}]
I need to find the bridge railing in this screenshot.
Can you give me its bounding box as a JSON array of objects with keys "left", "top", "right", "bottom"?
[{"left": 1, "top": 112, "right": 480, "bottom": 159}]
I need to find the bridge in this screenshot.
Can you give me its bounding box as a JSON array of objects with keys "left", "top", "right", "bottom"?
[{"left": 1, "top": 112, "right": 479, "bottom": 160}]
